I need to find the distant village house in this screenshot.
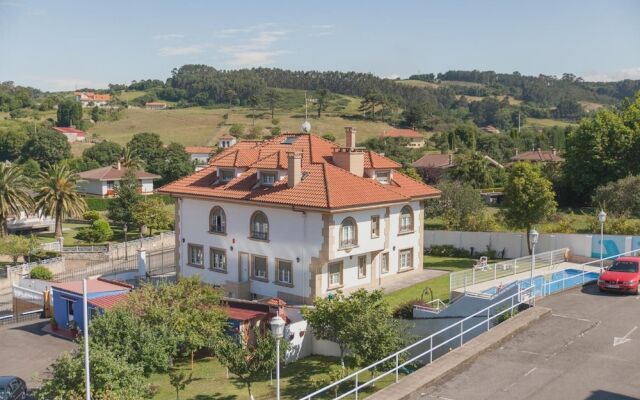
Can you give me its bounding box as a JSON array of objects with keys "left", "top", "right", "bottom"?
[
  {"left": 382, "top": 128, "right": 425, "bottom": 148},
  {"left": 510, "top": 148, "right": 564, "bottom": 163},
  {"left": 185, "top": 146, "right": 214, "bottom": 171},
  {"left": 145, "top": 102, "right": 167, "bottom": 110},
  {"left": 78, "top": 162, "right": 160, "bottom": 197},
  {"left": 74, "top": 91, "right": 112, "bottom": 107},
  {"left": 218, "top": 134, "right": 237, "bottom": 149},
  {"left": 53, "top": 126, "right": 87, "bottom": 143}
]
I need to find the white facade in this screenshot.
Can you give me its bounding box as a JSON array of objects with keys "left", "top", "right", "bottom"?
[
  {"left": 218, "top": 137, "right": 237, "bottom": 149},
  {"left": 78, "top": 178, "right": 156, "bottom": 197},
  {"left": 176, "top": 197, "right": 423, "bottom": 304}
]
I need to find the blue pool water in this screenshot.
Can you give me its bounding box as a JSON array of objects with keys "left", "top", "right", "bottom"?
[{"left": 482, "top": 268, "right": 599, "bottom": 297}]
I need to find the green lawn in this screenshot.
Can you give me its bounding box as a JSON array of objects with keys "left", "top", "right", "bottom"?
[
  {"left": 35, "top": 222, "right": 159, "bottom": 246},
  {"left": 148, "top": 355, "right": 403, "bottom": 400},
  {"left": 384, "top": 256, "right": 477, "bottom": 309}
]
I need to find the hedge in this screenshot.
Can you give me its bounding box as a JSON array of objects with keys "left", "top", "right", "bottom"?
[{"left": 85, "top": 194, "right": 174, "bottom": 211}]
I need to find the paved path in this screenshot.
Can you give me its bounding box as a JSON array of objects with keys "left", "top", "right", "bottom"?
[
  {"left": 0, "top": 319, "right": 76, "bottom": 388},
  {"left": 382, "top": 268, "right": 448, "bottom": 294},
  {"left": 417, "top": 284, "right": 640, "bottom": 400}
]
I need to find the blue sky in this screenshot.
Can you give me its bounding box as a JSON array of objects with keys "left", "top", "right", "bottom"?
[{"left": 1, "top": 0, "right": 639, "bottom": 91}]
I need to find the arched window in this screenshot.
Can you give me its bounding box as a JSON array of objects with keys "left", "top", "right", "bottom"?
[
  {"left": 340, "top": 217, "right": 357, "bottom": 248},
  {"left": 250, "top": 211, "right": 269, "bottom": 240},
  {"left": 209, "top": 207, "right": 226, "bottom": 233},
  {"left": 399, "top": 206, "right": 414, "bottom": 233}
]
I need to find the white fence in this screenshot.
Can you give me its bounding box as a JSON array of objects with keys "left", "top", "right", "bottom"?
[
  {"left": 425, "top": 230, "right": 640, "bottom": 259},
  {"left": 449, "top": 248, "right": 568, "bottom": 292},
  {"left": 299, "top": 286, "right": 535, "bottom": 400}
]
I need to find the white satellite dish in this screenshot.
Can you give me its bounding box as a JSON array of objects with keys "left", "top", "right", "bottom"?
[{"left": 301, "top": 120, "right": 311, "bottom": 133}]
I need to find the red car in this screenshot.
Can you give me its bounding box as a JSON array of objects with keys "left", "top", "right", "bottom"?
[{"left": 598, "top": 256, "right": 640, "bottom": 294}]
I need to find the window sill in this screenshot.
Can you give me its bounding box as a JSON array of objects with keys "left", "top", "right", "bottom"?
[
  {"left": 358, "top": 275, "right": 367, "bottom": 280},
  {"left": 187, "top": 263, "right": 204, "bottom": 269},
  {"left": 398, "top": 230, "right": 415, "bottom": 236},
  {"left": 328, "top": 284, "right": 343, "bottom": 291},
  {"left": 251, "top": 276, "right": 269, "bottom": 283},
  {"left": 210, "top": 268, "right": 228, "bottom": 274},
  {"left": 208, "top": 230, "right": 227, "bottom": 236},
  {"left": 398, "top": 267, "right": 414, "bottom": 273},
  {"left": 338, "top": 244, "right": 358, "bottom": 251},
  {"left": 274, "top": 281, "right": 294, "bottom": 288},
  {"left": 248, "top": 236, "right": 270, "bottom": 243},
  {"left": 371, "top": 235, "right": 380, "bottom": 239}
]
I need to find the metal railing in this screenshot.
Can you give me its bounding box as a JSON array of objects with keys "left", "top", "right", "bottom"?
[
  {"left": 62, "top": 245, "right": 109, "bottom": 253},
  {"left": 449, "top": 248, "right": 568, "bottom": 294},
  {"left": 299, "top": 285, "right": 534, "bottom": 400}
]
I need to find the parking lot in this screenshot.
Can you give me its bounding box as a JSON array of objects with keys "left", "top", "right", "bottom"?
[
  {"left": 0, "top": 320, "right": 76, "bottom": 388},
  {"left": 419, "top": 284, "right": 640, "bottom": 400}
]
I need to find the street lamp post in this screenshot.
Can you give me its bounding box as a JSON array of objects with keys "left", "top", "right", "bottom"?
[
  {"left": 598, "top": 210, "right": 607, "bottom": 271},
  {"left": 270, "top": 315, "right": 285, "bottom": 400},
  {"left": 529, "top": 228, "right": 539, "bottom": 291}
]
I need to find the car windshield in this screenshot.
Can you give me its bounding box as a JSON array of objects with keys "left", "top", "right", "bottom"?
[{"left": 608, "top": 261, "right": 639, "bottom": 273}]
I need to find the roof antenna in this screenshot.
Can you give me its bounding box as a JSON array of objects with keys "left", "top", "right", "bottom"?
[{"left": 301, "top": 91, "right": 311, "bottom": 133}]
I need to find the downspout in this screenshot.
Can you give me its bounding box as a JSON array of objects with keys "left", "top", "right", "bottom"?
[{"left": 292, "top": 206, "right": 308, "bottom": 302}]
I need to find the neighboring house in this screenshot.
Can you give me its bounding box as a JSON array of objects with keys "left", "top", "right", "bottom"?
[
  {"left": 145, "top": 102, "right": 167, "bottom": 110},
  {"left": 482, "top": 125, "right": 500, "bottom": 134},
  {"left": 185, "top": 146, "right": 214, "bottom": 171},
  {"left": 511, "top": 148, "right": 564, "bottom": 163},
  {"left": 51, "top": 279, "right": 132, "bottom": 332},
  {"left": 74, "top": 91, "right": 112, "bottom": 107},
  {"left": 53, "top": 127, "right": 87, "bottom": 143},
  {"left": 218, "top": 135, "right": 237, "bottom": 149},
  {"left": 224, "top": 297, "right": 287, "bottom": 343},
  {"left": 412, "top": 153, "right": 504, "bottom": 183},
  {"left": 8, "top": 210, "right": 54, "bottom": 234},
  {"left": 78, "top": 162, "right": 161, "bottom": 197},
  {"left": 382, "top": 128, "right": 425, "bottom": 148},
  {"left": 159, "top": 127, "right": 440, "bottom": 305}
]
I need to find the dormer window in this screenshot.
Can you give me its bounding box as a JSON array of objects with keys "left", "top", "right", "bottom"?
[
  {"left": 261, "top": 171, "right": 277, "bottom": 186},
  {"left": 376, "top": 170, "right": 390, "bottom": 184},
  {"left": 219, "top": 169, "right": 235, "bottom": 182}
]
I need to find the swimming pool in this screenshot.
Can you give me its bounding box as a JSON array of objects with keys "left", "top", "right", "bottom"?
[{"left": 481, "top": 268, "right": 599, "bottom": 297}]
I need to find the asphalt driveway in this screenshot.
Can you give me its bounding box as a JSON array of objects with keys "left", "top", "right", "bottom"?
[{"left": 0, "top": 319, "right": 76, "bottom": 388}]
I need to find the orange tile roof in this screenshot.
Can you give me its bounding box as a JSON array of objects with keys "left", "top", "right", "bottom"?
[
  {"left": 160, "top": 133, "right": 439, "bottom": 210},
  {"left": 184, "top": 146, "right": 214, "bottom": 154}
]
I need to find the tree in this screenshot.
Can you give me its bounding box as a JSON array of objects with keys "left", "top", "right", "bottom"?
[
  {"left": 0, "top": 131, "right": 27, "bottom": 161},
  {"left": 159, "top": 143, "right": 193, "bottom": 185},
  {"left": 229, "top": 123, "right": 245, "bottom": 137},
  {"left": 217, "top": 327, "right": 280, "bottom": 400},
  {"left": 22, "top": 130, "right": 71, "bottom": 167},
  {"left": 56, "top": 99, "right": 82, "bottom": 127},
  {"left": 120, "top": 146, "right": 144, "bottom": 170},
  {"left": 34, "top": 164, "right": 86, "bottom": 238},
  {"left": 501, "top": 162, "right": 557, "bottom": 253},
  {"left": 91, "top": 105, "right": 100, "bottom": 122},
  {"left": 264, "top": 89, "right": 281, "bottom": 120},
  {"left": 425, "top": 181, "right": 485, "bottom": 230},
  {"left": 247, "top": 94, "right": 260, "bottom": 126},
  {"left": 168, "top": 370, "right": 192, "bottom": 400},
  {"left": 0, "top": 235, "right": 30, "bottom": 265},
  {"left": 126, "top": 132, "right": 164, "bottom": 171},
  {"left": 315, "top": 88, "right": 330, "bottom": 118},
  {"left": 592, "top": 175, "right": 640, "bottom": 217},
  {"left": 448, "top": 153, "right": 495, "bottom": 189},
  {"left": 132, "top": 197, "right": 172, "bottom": 236},
  {"left": 107, "top": 169, "right": 142, "bottom": 227},
  {"left": 83, "top": 141, "right": 123, "bottom": 166},
  {"left": 36, "top": 345, "right": 152, "bottom": 400},
  {"left": 0, "top": 163, "right": 33, "bottom": 236}
]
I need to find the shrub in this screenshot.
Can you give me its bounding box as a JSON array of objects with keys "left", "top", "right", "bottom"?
[
  {"left": 83, "top": 210, "right": 102, "bottom": 222},
  {"left": 85, "top": 197, "right": 112, "bottom": 211},
  {"left": 322, "top": 133, "right": 336, "bottom": 142},
  {"left": 587, "top": 217, "right": 640, "bottom": 235},
  {"left": 271, "top": 118, "right": 280, "bottom": 126},
  {"left": 544, "top": 213, "right": 577, "bottom": 234},
  {"left": 29, "top": 250, "right": 61, "bottom": 262},
  {"left": 30, "top": 265, "right": 53, "bottom": 281},
  {"left": 426, "top": 245, "right": 471, "bottom": 258},
  {"left": 76, "top": 219, "right": 114, "bottom": 243},
  {"left": 229, "top": 123, "right": 245, "bottom": 137},
  {"left": 460, "top": 210, "right": 498, "bottom": 232},
  {"left": 392, "top": 299, "right": 428, "bottom": 319}
]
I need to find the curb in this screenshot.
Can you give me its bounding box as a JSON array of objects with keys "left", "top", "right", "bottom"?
[{"left": 368, "top": 306, "right": 552, "bottom": 400}]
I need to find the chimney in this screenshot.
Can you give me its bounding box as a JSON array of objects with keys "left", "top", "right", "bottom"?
[
  {"left": 345, "top": 127, "right": 356, "bottom": 149},
  {"left": 287, "top": 152, "right": 302, "bottom": 188},
  {"left": 332, "top": 148, "right": 365, "bottom": 177},
  {"left": 551, "top": 147, "right": 557, "bottom": 156},
  {"left": 117, "top": 160, "right": 121, "bottom": 170},
  {"left": 514, "top": 148, "right": 519, "bottom": 156}
]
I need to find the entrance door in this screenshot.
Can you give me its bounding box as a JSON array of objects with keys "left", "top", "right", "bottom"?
[
  {"left": 238, "top": 252, "right": 249, "bottom": 282},
  {"left": 67, "top": 300, "right": 75, "bottom": 322}
]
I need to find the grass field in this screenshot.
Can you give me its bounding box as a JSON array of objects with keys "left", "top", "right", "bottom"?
[
  {"left": 524, "top": 117, "right": 577, "bottom": 129},
  {"left": 87, "top": 106, "right": 394, "bottom": 146},
  {"left": 384, "top": 256, "right": 476, "bottom": 309}
]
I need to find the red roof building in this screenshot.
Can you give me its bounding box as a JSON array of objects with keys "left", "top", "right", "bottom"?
[
  {"left": 382, "top": 128, "right": 425, "bottom": 148},
  {"left": 53, "top": 127, "right": 87, "bottom": 143}
]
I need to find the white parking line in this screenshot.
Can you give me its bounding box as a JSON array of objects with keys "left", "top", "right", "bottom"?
[{"left": 552, "top": 313, "right": 593, "bottom": 323}]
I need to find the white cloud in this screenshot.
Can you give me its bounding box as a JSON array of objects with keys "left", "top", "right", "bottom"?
[
  {"left": 216, "top": 25, "right": 290, "bottom": 67},
  {"left": 582, "top": 67, "right": 640, "bottom": 82},
  {"left": 224, "top": 50, "right": 289, "bottom": 67},
  {"left": 153, "top": 33, "right": 185, "bottom": 40},
  {"left": 158, "top": 45, "right": 206, "bottom": 56},
  {"left": 309, "top": 24, "right": 335, "bottom": 37},
  {"left": 42, "top": 77, "right": 108, "bottom": 91}
]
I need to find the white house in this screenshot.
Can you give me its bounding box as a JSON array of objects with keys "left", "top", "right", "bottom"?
[
  {"left": 53, "top": 127, "right": 87, "bottom": 143},
  {"left": 184, "top": 146, "right": 214, "bottom": 171},
  {"left": 160, "top": 127, "right": 440, "bottom": 305},
  {"left": 382, "top": 128, "right": 425, "bottom": 148},
  {"left": 8, "top": 210, "right": 54, "bottom": 234},
  {"left": 74, "top": 91, "right": 112, "bottom": 107},
  {"left": 78, "top": 162, "right": 160, "bottom": 197},
  {"left": 218, "top": 135, "right": 237, "bottom": 149}
]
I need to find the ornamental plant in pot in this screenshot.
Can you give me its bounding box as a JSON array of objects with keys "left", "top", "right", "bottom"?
[{"left": 50, "top": 317, "right": 58, "bottom": 331}]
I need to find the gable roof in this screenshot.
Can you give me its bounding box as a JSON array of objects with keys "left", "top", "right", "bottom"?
[
  {"left": 53, "top": 127, "right": 86, "bottom": 137},
  {"left": 382, "top": 128, "right": 424, "bottom": 139},
  {"left": 511, "top": 150, "right": 564, "bottom": 162},
  {"left": 78, "top": 165, "right": 161, "bottom": 181},
  {"left": 88, "top": 293, "right": 129, "bottom": 310},
  {"left": 52, "top": 280, "right": 130, "bottom": 296},
  {"left": 160, "top": 133, "right": 439, "bottom": 211},
  {"left": 412, "top": 153, "right": 454, "bottom": 169}
]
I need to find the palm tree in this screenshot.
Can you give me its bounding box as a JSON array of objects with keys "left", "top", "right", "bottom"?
[
  {"left": 121, "top": 147, "right": 144, "bottom": 170},
  {"left": 34, "top": 164, "right": 86, "bottom": 238},
  {"left": 0, "top": 163, "right": 33, "bottom": 237}
]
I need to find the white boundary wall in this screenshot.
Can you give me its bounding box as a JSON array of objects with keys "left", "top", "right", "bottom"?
[{"left": 425, "top": 230, "right": 637, "bottom": 259}]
